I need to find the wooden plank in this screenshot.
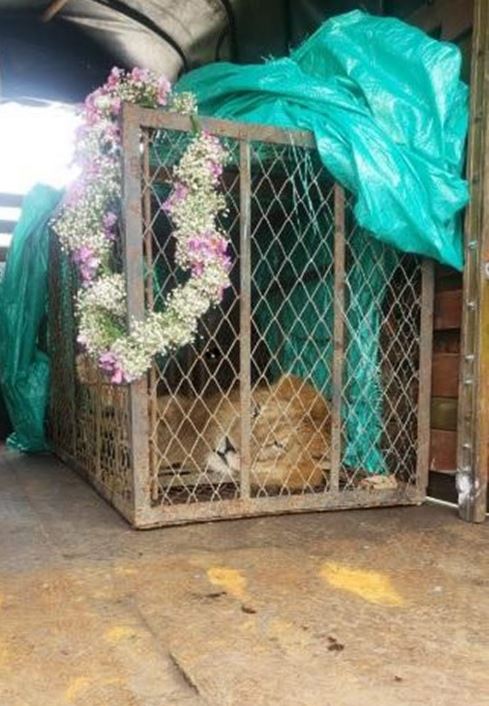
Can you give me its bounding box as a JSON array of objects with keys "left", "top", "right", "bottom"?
[
  {"left": 433, "top": 330, "right": 461, "bottom": 354},
  {"left": 431, "top": 352, "right": 460, "bottom": 397},
  {"left": 430, "top": 429, "right": 457, "bottom": 472},
  {"left": 431, "top": 397, "right": 458, "bottom": 431},
  {"left": 457, "top": 0, "right": 489, "bottom": 522},
  {"left": 436, "top": 263, "right": 459, "bottom": 280},
  {"left": 435, "top": 265, "right": 463, "bottom": 292},
  {"left": 433, "top": 289, "right": 462, "bottom": 330}
]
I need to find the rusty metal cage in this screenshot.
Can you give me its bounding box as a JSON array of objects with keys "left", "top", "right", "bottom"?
[{"left": 49, "top": 104, "right": 434, "bottom": 528}]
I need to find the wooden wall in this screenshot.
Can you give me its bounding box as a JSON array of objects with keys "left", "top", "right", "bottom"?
[
  {"left": 402, "top": 0, "right": 473, "bottom": 501},
  {"left": 430, "top": 267, "right": 462, "bottom": 478}
]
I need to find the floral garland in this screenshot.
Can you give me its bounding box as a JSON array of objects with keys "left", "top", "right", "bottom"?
[{"left": 53, "top": 67, "right": 231, "bottom": 384}]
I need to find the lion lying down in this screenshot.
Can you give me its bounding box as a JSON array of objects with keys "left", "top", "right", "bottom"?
[
  {"left": 76, "top": 356, "right": 331, "bottom": 491},
  {"left": 155, "top": 374, "right": 331, "bottom": 491}
]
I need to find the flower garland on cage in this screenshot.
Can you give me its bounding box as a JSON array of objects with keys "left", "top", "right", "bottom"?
[{"left": 53, "top": 67, "right": 231, "bottom": 384}]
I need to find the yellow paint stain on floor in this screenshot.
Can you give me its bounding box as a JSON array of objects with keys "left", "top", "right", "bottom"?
[
  {"left": 65, "top": 675, "right": 124, "bottom": 702},
  {"left": 65, "top": 676, "right": 91, "bottom": 702},
  {"left": 104, "top": 625, "right": 137, "bottom": 643},
  {"left": 114, "top": 565, "right": 138, "bottom": 576},
  {"left": 320, "top": 562, "right": 404, "bottom": 607},
  {"left": 207, "top": 566, "right": 247, "bottom": 600}
]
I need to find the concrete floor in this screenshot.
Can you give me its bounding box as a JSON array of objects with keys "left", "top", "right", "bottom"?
[{"left": 0, "top": 447, "right": 488, "bottom": 706}]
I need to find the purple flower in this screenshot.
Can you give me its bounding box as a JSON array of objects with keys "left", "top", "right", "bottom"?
[
  {"left": 109, "top": 96, "right": 122, "bottom": 115},
  {"left": 186, "top": 232, "right": 230, "bottom": 277},
  {"left": 65, "top": 179, "right": 86, "bottom": 207},
  {"left": 84, "top": 89, "right": 104, "bottom": 125},
  {"left": 162, "top": 182, "right": 188, "bottom": 215},
  {"left": 208, "top": 160, "right": 223, "bottom": 181},
  {"left": 157, "top": 77, "right": 171, "bottom": 105},
  {"left": 104, "top": 211, "right": 117, "bottom": 227},
  {"left": 98, "top": 351, "right": 128, "bottom": 385},
  {"left": 73, "top": 246, "right": 100, "bottom": 285},
  {"left": 106, "top": 67, "right": 124, "bottom": 88},
  {"left": 191, "top": 262, "right": 205, "bottom": 277},
  {"left": 219, "top": 253, "right": 232, "bottom": 273},
  {"left": 131, "top": 67, "right": 151, "bottom": 84},
  {"left": 102, "top": 211, "right": 118, "bottom": 241}
]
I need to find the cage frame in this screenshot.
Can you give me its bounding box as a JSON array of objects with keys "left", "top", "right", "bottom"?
[{"left": 50, "top": 103, "right": 435, "bottom": 528}]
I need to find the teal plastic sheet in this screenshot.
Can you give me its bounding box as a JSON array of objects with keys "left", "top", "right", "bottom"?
[
  {"left": 177, "top": 10, "right": 468, "bottom": 270},
  {"left": 177, "top": 11, "right": 469, "bottom": 471},
  {"left": 0, "top": 185, "right": 62, "bottom": 452}
]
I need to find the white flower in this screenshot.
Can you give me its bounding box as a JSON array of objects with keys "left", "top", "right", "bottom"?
[{"left": 53, "top": 68, "right": 231, "bottom": 384}]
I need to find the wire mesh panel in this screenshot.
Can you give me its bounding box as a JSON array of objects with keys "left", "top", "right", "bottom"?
[
  {"left": 49, "top": 104, "right": 433, "bottom": 528},
  {"left": 49, "top": 234, "right": 133, "bottom": 518}
]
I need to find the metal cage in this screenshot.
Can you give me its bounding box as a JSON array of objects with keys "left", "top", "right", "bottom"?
[{"left": 49, "top": 104, "right": 434, "bottom": 528}]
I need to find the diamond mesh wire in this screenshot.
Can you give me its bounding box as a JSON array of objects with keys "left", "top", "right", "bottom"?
[
  {"left": 48, "top": 109, "right": 429, "bottom": 527},
  {"left": 49, "top": 230, "right": 132, "bottom": 512}
]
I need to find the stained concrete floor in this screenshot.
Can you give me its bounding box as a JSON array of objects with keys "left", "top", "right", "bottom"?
[{"left": 0, "top": 447, "right": 488, "bottom": 706}]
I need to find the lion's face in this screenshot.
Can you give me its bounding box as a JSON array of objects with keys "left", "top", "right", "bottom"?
[{"left": 210, "top": 375, "right": 331, "bottom": 489}]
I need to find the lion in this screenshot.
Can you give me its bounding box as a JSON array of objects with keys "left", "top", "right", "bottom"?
[
  {"left": 155, "top": 374, "right": 331, "bottom": 491},
  {"left": 76, "top": 354, "right": 331, "bottom": 491}
]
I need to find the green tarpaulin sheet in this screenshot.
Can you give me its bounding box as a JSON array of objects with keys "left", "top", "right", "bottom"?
[{"left": 0, "top": 185, "right": 62, "bottom": 452}]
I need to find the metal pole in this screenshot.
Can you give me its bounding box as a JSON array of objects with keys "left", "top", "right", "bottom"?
[
  {"left": 457, "top": 0, "right": 489, "bottom": 522},
  {"left": 330, "top": 184, "right": 346, "bottom": 492},
  {"left": 121, "top": 103, "right": 151, "bottom": 525},
  {"left": 239, "top": 140, "right": 252, "bottom": 499}
]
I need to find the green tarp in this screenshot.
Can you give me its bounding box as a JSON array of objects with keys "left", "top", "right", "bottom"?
[
  {"left": 177, "top": 10, "right": 468, "bottom": 270},
  {"left": 0, "top": 185, "right": 62, "bottom": 452}
]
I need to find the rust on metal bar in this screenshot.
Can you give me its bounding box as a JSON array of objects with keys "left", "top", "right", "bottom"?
[
  {"left": 142, "top": 131, "right": 159, "bottom": 502},
  {"left": 94, "top": 379, "right": 102, "bottom": 480},
  {"left": 121, "top": 102, "right": 316, "bottom": 149},
  {"left": 330, "top": 184, "right": 346, "bottom": 492},
  {"left": 239, "top": 139, "right": 252, "bottom": 499},
  {"left": 132, "top": 485, "right": 422, "bottom": 529},
  {"left": 416, "top": 258, "right": 435, "bottom": 495},
  {"left": 457, "top": 0, "right": 489, "bottom": 522},
  {"left": 121, "top": 103, "right": 151, "bottom": 518}
]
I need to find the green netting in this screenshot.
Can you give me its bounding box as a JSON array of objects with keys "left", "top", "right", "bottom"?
[{"left": 176, "top": 10, "right": 468, "bottom": 472}]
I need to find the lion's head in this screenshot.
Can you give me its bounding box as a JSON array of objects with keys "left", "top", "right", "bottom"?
[{"left": 208, "top": 375, "right": 331, "bottom": 490}]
